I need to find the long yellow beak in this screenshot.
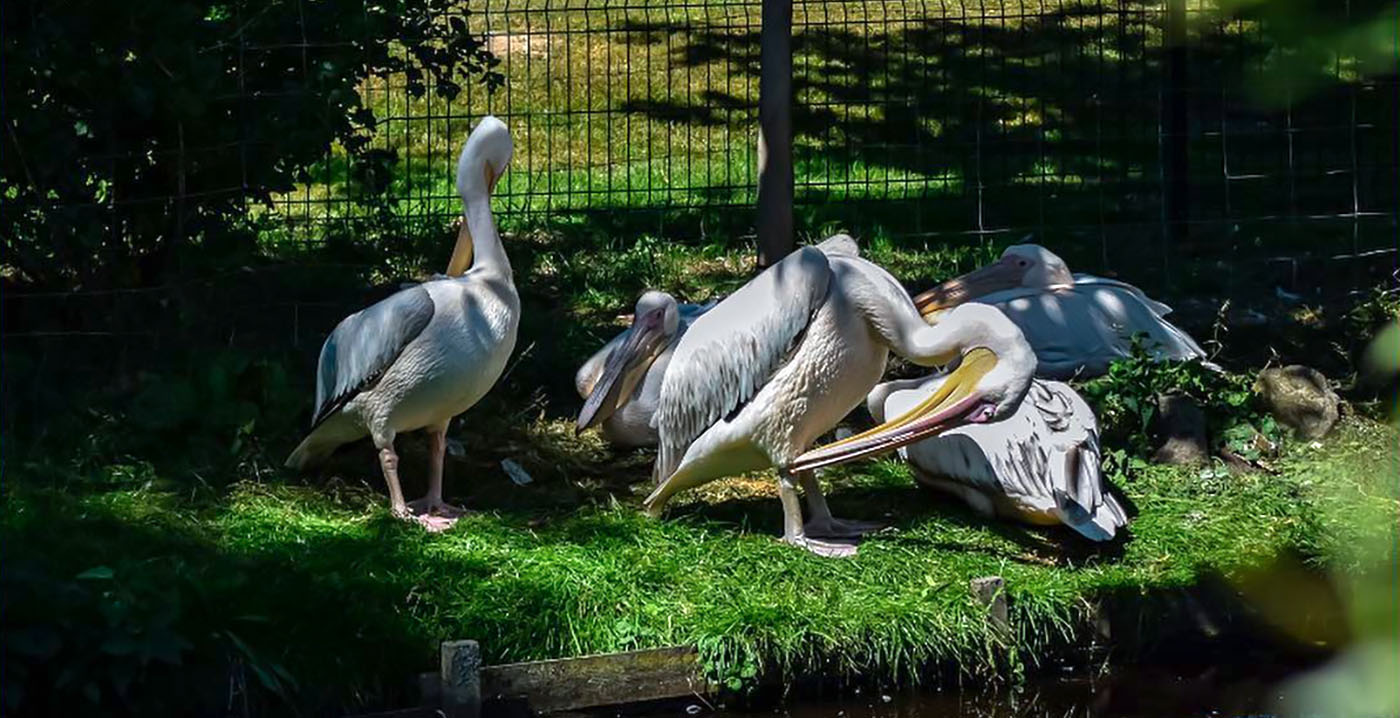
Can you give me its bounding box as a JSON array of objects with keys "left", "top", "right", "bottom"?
[
  {"left": 912, "top": 258, "right": 1024, "bottom": 318},
  {"left": 788, "top": 348, "right": 999, "bottom": 473},
  {"left": 484, "top": 162, "right": 499, "bottom": 194}
]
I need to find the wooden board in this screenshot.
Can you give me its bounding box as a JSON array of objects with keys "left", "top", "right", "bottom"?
[{"left": 480, "top": 646, "right": 705, "bottom": 713}]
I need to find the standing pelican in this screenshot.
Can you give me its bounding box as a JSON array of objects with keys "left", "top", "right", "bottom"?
[
  {"left": 286, "top": 116, "right": 516, "bottom": 531},
  {"left": 644, "top": 235, "right": 1038, "bottom": 557},
  {"left": 913, "top": 243, "right": 1209, "bottom": 378},
  {"left": 863, "top": 323, "right": 1129, "bottom": 541},
  {"left": 574, "top": 291, "right": 713, "bottom": 447}
]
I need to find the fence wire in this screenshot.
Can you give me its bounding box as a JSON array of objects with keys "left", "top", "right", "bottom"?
[{"left": 259, "top": 0, "right": 1397, "bottom": 289}]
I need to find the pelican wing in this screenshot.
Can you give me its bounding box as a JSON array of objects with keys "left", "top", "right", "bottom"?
[
  {"left": 1031, "top": 381, "right": 1127, "bottom": 540},
  {"left": 654, "top": 247, "right": 832, "bottom": 480},
  {"left": 1071, "top": 274, "right": 1174, "bottom": 316},
  {"left": 311, "top": 285, "right": 436, "bottom": 428},
  {"left": 1072, "top": 280, "right": 1207, "bottom": 361}
]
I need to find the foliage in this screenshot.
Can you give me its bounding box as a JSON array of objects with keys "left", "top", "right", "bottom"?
[
  {"left": 2, "top": 416, "right": 1392, "bottom": 713},
  {"left": 1, "top": 0, "right": 501, "bottom": 288},
  {"left": 6, "top": 349, "right": 305, "bottom": 488},
  {"left": 1077, "top": 339, "right": 1282, "bottom": 462},
  {"left": 0, "top": 554, "right": 294, "bottom": 716}
]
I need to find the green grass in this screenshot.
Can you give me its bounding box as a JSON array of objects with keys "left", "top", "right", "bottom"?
[{"left": 4, "top": 416, "right": 1395, "bottom": 713}]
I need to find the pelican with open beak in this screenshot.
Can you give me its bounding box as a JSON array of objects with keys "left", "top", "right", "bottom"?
[
  {"left": 912, "top": 243, "right": 1211, "bottom": 378},
  {"left": 789, "top": 303, "right": 1036, "bottom": 474},
  {"left": 645, "top": 236, "right": 1041, "bottom": 557},
  {"left": 854, "top": 312, "right": 1128, "bottom": 541},
  {"left": 575, "top": 291, "right": 712, "bottom": 447}
]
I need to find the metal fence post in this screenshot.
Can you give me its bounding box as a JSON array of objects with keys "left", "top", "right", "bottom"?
[
  {"left": 756, "top": 0, "right": 795, "bottom": 268},
  {"left": 1162, "top": 0, "right": 1190, "bottom": 252}
]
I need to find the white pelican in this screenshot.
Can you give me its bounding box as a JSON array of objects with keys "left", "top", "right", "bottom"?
[
  {"left": 862, "top": 327, "right": 1129, "bottom": 541},
  {"left": 643, "top": 236, "right": 1037, "bottom": 557},
  {"left": 913, "top": 243, "right": 1210, "bottom": 378},
  {"left": 285, "top": 116, "right": 516, "bottom": 531},
  {"left": 574, "top": 291, "right": 714, "bottom": 447}
]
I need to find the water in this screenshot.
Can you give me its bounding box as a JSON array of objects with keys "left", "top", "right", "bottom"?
[{"left": 623, "top": 660, "right": 1312, "bottom": 718}]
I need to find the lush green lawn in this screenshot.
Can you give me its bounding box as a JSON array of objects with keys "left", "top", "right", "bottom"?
[{"left": 4, "top": 414, "right": 1394, "bottom": 713}]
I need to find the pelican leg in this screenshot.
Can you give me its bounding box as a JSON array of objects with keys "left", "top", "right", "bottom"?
[
  {"left": 408, "top": 424, "right": 465, "bottom": 532},
  {"left": 377, "top": 443, "right": 409, "bottom": 519},
  {"left": 799, "top": 471, "right": 884, "bottom": 538},
  {"left": 779, "top": 471, "right": 857, "bottom": 558}
]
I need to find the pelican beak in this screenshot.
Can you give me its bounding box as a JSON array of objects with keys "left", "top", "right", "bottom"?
[
  {"left": 576, "top": 307, "right": 668, "bottom": 434},
  {"left": 788, "top": 348, "right": 1000, "bottom": 472},
  {"left": 912, "top": 257, "right": 1025, "bottom": 319},
  {"left": 483, "top": 162, "right": 500, "bottom": 194}
]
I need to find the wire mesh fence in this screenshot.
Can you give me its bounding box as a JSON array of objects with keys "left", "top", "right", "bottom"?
[{"left": 262, "top": 0, "right": 1397, "bottom": 291}]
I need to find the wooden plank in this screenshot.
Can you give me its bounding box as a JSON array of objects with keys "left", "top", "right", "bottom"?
[
  {"left": 441, "top": 640, "right": 482, "bottom": 718},
  {"left": 480, "top": 646, "right": 705, "bottom": 713},
  {"left": 970, "top": 575, "right": 1010, "bottom": 638}
]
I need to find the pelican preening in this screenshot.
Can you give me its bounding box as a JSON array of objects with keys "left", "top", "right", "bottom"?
[
  {"left": 862, "top": 327, "right": 1128, "bottom": 541},
  {"left": 574, "top": 292, "right": 714, "bottom": 447},
  {"left": 641, "top": 236, "right": 1045, "bottom": 557},
  {"left": 286, "top": 116, "right": 516, "bottom": 531},
  {"left": 286, "top": 116, "right": 1133, "bottom": 548},
  {"left": 913, "top": 243, "right": 1210, "bottom": 378}
]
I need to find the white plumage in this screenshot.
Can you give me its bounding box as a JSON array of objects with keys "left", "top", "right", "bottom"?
[
  {"left": 574, "top": 292, "right": 713, "bottom": 447},
  {"left": 914, "top": 243, "right": 1210, "bottom": 378},
  {"left": 285, "top": 116, "right": 517, "bottom": 531},
  {"left": 868, "top": 364, "right": 1128, "bottom": 541},
  {"left": 646, "top": 236, "right": 1036, "bottom": 557}
]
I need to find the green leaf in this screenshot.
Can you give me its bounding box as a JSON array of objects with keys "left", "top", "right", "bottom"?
[{"left": 76, "top": 566, "right": 114, "bottom": 581}]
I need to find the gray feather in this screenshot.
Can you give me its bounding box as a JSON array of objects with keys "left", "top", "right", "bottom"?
[
  {"left": 311, "top": 285, "right": 435, "bottom": 428},
  {"left": 654, "top": 247, "right": 832, "bottom": 482}
]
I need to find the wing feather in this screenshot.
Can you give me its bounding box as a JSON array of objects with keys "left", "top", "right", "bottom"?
[
  {"left": 311, "top": 285, "right": 435, "bottom": 428},
  {"left": 653, "top": 247, "right": 832, "bottom": 481}
]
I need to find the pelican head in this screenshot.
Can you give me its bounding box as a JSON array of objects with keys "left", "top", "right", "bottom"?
[
  {"left": 789, "top": 303, "right": 1036, "bottom": 472},
  {"left": 456, "top": 115, "right": 513, "bottom": 199},
  {"left": 447, "top": 116, "right": 514, "bottom": 276},
  {"left": 912, "top": 243, "right": 1074, "bottom": 317},
  {"left": 576, "top": 291, "right": 681, "bottom": 434}
]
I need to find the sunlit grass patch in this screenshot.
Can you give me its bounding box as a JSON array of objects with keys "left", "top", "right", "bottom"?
[{"left": 5, "top": 417, "right": 1394, "bottom": 713}]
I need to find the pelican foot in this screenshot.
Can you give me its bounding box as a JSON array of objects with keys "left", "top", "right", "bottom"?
[
  {"left": 784, "top": 535, "right": 859, "bottom": 558},
  {"left": 803, "top": 517, "right": 885, "bottom": 539},
  {"left": 407, "top": 497, "right": 467, "bottom": 518},
  {"left": 414, "top": 513, "right": 460, "bottom": 533}
]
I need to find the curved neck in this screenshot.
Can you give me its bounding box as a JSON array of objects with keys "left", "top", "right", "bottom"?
[{"left": 446, "top": 192, "right": 510, "bottom": 277}]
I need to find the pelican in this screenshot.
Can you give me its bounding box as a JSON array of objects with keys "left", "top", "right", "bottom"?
[
  {"left": 285, "top": 116, "right": 516, "bottom": 531},
  {"left": 862, "top": 325, "right": 1129, "bottom": 541},
  {"left": 643, "top": 235, "right": 1039, "bottom": 557},
  {"left": 913, "top": 243, "right": 1210, "bottom": 378},
  {"left": 574, "top": 291, "right": 714, "bottom": 447}
]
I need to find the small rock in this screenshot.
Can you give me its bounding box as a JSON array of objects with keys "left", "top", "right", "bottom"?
[
  {"left": 500, "top": 458, "right": 534, "bottom": 485},
  {"left": 445, "top": 438, "right": 467, "bottom": 460},
  {"left": 1256, "top": 365, "right": 1340, "bottom": 440},
  {"left": 1152, "top": 393, "right": 1208, "bottom": 467},
  {"left": 685, "top": 704, "right": 703, "bottom": 715}
]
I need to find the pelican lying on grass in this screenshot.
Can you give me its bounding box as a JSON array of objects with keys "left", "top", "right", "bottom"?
[
  {"left": 862, "top": 311, "right": 1129, "bottom": 541},
  {"left": 644, "top": 235, "right": 1039, "bottom": 557},
  {"left": 913, "top": 243, "right": 1209, "bottom": 378},
  {"left": 575, "top": 291, "right": 713, "bottom": 447},
  {"left": 286, "top": 116, "right": 516, "bottom": 531}
]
